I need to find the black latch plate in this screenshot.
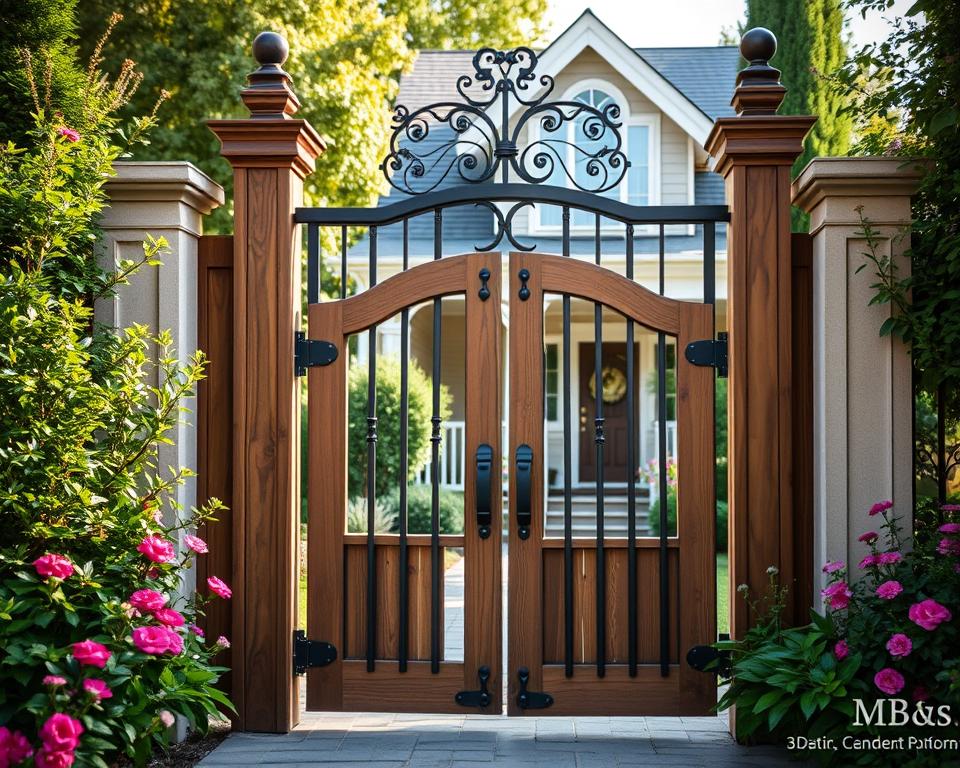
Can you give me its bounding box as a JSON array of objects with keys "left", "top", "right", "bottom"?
[
  {"left": 455, "top": 665, "right": 493, "bottom": 708},
  {"left": 683, "top": 331, "right": 728, "bottom": 378},
  {"left": 295, "top": 331, "right": 338, "bottom": 376},
  {"left": 686, "top": 643, "right": 731, "bottom": 676},
  {"left": 516, "top": 666, "right": 553, "bottom": 710},
  {"left": 293, "top": 629, "right": 337, "bottom": 676}
]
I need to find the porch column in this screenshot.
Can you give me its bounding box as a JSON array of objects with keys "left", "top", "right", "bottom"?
[
  {"left": 208, "top": 32, "right": 325, "bottom": 733},
  {"left": 704, "top": 29, "right": 815, "bottom": 638},
  {"left": 792, "top": 158, "right": 921, "bottom": 607}
]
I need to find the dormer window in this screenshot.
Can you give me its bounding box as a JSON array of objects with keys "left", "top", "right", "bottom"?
[{"left": 532, "top": 81, "right": 660, "bottom": 232}]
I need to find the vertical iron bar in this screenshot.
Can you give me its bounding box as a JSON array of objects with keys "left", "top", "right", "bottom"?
[
  {"left": 562, "top": 204, "right": 573, "bottom": 678},
  {"left": 340, "top": 225, "right": 348, "bottom": 300},
  {"left": 366, "top": 226, "right": 379, "bottom": 672},
  {"left": 593, "top": 213, "right": 606, "bottom": 677},
  {"left": 703, "top": 220, "right": 716, "bottom": 305},
  {"left": 430, "top": 209, "right": 442, "bottom": 673},
  {"left": 626, "top": 223, "right": 637, "bottom": 677},
  {"left": 657, "top": 223, "right": 669, "bottom": 677},
  {"left": 398, "top": 219, "right": 410, "bottom": 673},
  {"left": 307, "top": 223, "right": 319, "bottom": 304}
]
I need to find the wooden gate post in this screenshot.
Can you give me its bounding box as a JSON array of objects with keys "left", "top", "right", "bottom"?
[
  {"left": 208, "top": 32, "right": 325, "bottom": 732},
  {"left": 704, "top": 29, "right": 815, "bottom": 640}
]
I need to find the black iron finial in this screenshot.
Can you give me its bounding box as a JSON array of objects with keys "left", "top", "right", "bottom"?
[
  {"left": 732, "top": 27, "right": 786, "bottom": 115},
  {"left": 243, "top": 31, "right": 299, "bottom": 118},
  {"left": 739, "top": 27, "right": 777, "bottom": 67},
  {"left": 252, "top": 31, "right": 289, "bottom": 69}
]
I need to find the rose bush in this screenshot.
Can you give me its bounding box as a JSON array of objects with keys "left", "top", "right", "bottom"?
[
  {"left": 0, "top": 17, "right": 233, "bottom": 768},
  {"left": 716, "top": 501, "right": 960, "bottom": 767}
]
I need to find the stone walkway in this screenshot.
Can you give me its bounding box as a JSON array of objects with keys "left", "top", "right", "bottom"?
[{"left": 198, "top": 711, "right": 801, "bottom": 767}]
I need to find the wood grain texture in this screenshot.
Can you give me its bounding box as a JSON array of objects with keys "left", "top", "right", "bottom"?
[
  {"left": 196, "top": 235, "right": 235, "bottom": 702},
  {"left": 537, "top": 665, "right": 681, "bottom": 716},
  {"left": 341, "top": 661, "right": 466, "bottom": 713}
]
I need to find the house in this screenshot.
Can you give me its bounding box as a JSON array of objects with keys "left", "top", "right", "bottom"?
[{"left": 346, "top": 10, "right": 736, "bottom": 533}]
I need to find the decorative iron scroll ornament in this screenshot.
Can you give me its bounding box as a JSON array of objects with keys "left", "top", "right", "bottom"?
[{"left": 382, "top": 47, "right": 629, "bottom": 195}]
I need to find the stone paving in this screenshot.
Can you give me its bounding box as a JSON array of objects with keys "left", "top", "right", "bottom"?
[{"left": 198, "top": 711, "right": 803, "bottom": 767}]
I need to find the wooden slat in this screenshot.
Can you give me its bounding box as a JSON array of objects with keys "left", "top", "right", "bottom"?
[
  {"left": 343, "top": 533, "right": 463, "bottom": 547},
  {"left": 540, "top": 538, "right": 679, "bottom": 549},
  {"left": 342, "top": 661, "right": 466, "bottom": 713},
  {"left": 537, "top": 665, "right": 681, "bottom": 716},
  {"left": 196, "top": 234, "right": 234, "bottom": 701}
]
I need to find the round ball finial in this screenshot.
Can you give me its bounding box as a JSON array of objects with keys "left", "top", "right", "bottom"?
[
  {"left": 740, "top": 27, "right": 777, "bottom": 64},
  {"left": 252, "top": 31, "right": 289, "bottom": 68}
]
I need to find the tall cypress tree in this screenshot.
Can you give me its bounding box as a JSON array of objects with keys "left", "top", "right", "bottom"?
[{"left": 746, "top": 0, "right": 851, "bottom": 194}]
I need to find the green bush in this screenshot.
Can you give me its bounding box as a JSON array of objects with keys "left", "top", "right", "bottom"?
[
  {"left": 647, "top": 492, "right": 727, "bottom": 552},
  {"left": 345, "top": 497, "right": 397, "bottom": 534},
  {"left": 380, "top": 485, "right": 464, "bottom": 535},
  {"left": 348, "top": 357, "right": 450, "bottom": 500}
]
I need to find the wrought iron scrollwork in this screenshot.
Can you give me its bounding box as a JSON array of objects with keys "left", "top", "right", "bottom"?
[{"left": 381, "top": 47, "right": 629, "bottom": 195}]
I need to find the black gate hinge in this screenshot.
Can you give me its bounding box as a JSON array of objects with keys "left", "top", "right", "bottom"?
[
  {"left": 516, "top": 667, "right": 553, "bottom": 710},
  {"left": 295, "top": 331, "right": 338, "bottom": 376},
  {"left": 683, "top": 331, "right": 728, "bottom": 378},
  {"left": 455, "top": 665, "right": 493, "bottom": 708},
  {"left": 293, "top": 629, "right": 337, "bottom": 676},
  {"left": 686, "top": 633, "right": 731, "bottom": 677}
]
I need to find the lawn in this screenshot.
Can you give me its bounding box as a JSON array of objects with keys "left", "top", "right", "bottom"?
[{"left": 717, "top": 551, "right": 729, "bottom": 635}]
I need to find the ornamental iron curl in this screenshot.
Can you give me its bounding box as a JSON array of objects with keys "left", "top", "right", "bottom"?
[{"left": 381, "top": 47, "right": 629, "bottom": 195}]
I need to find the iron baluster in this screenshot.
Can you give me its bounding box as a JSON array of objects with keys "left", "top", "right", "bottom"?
[
  {"left": 398, "top": 219, "right": 410, "bottom": 674},
  {"left": 593, "top": 212, "right": 606, "bottom": 678},
  {"left": 430, "top": 209, "right": 442, "bottom": 674},
  {"left": 340, "top": 225, "right": 347, "bottom": 300},
  {"left": 657, "top": 223, "right": 669, "bottom": 677},
  {"left": 366, "top": 225, "right": 378, "bottom": 673},
  {"left": 307, "top": 223, "right": 319, "bottom": 304},
  {"left": 626, "top": 223, "right": 638, "bottom": 677},
  {"left": 704, "top": 220, "right": 716, "bottom": 305},
  {"left": 562, "top": 291, "right": 573, "bottom": 678}
]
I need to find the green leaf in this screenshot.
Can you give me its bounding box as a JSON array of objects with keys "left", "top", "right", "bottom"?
[
  {"left": 768, "top": 698, "right": 794, "bottom": 731},
  {"left": 800, "top": 690, "right": 818, "bottom": 719},
  {"left": 754, "top": 689, "right": 785, "bottom": 713}
]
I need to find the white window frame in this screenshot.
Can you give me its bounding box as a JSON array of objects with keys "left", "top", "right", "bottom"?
[{"left": 528, "top": 79, "right": 661, "bottom": 235}]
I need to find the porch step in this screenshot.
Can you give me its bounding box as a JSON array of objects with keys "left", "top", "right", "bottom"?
[{"left": 544, "top": 494, "right": 652, "bottom": 537}]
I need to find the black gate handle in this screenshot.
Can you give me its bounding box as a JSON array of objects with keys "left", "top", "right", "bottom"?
[
  {"left": 515, "top": 444, "right": 533, "bottom": 539},
  {"left": 475, "top": 444, "right": 493, "bottom": 539}
]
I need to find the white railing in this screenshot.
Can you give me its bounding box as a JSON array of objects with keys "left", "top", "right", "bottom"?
[{"left": 416, "top": 421, "right": 466, "bottom": 490}]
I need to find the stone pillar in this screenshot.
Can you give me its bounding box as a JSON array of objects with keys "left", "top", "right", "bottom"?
[
  {"left": 208, "top": 32, "right": 325, "bottom": 733},
  {"left": 792, "top": 157, "right": 921, "bottom": 606},
  {"left": 704, "top": 28, "right": 815, "bottom": 639},
  {"left": 97, "top": 161, "right": 224, "bottom": 596}
]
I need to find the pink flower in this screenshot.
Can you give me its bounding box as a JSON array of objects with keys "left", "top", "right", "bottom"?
[
  {"left": 166, "top": 630, "right": 184, "bottom": 655},
  {"left": 159, "top": 711, "right": 176, "bottom": 729},
  {"left": 35, "top": 748, "right": 75, "bottom": 768},
  {"left": 132, "top": 626, "right": 177, "bottom": 655},
  {"left": 937, "top": 538, "right": 960, "bottom": 556},
  {"left": 874, "top": 667, "right": 905, "bottom": 695},
  {"left": 43, "top": 675, "right": 67, "bottom": 686},
  {"left": 912, "top": 685, "right": 930, "bottom": 702},
  {"left": 153, "top": 607, "right": 185, "bottom": 627},
  {"left": 33, "top": 554, "right": 74, "bottom": 580},
  {"left": 858, "top": 531, "right": 879, "bottom": 544},
  {"left": 39, "top": 713, "right": 83, "bottom": 752},
  {"left": 72, "top": 640, "right": 110, "bottom": 669},
  {"left": 878, "top": 551, "right": 901, "bottom": 565},
  {"left": 833, "top": 640, "right": 849, "bottom": 660},
  {"left": 858, "top": 554, "right": 879, "bottom": 569},
  {"left": 939, "top": 523, "right": 960, "bottom": 534},
  {"left": 822, "top": 560, "right": 845, "bottom": 574},
  {"left": 886, "top": 633, "right": 912, "bottom": 658},
  {"left": 0, "top": 726, "right": 34, "bottom": 764},
  {"left": 215, "top": 635, "right": 231, "bottom": 649},
  {"left": 129, "top": 589, "right": 167, "bottom": 613},
  {"left": 207, "top": 576, "right": 232, "bottom": 599},
  {"left": 57, "top": 126, "right": 80, "bottom": 142},
  {"left": 822, "top": 581, "right": 852, "bottom": 610},
  {"left": 189, "top": 624, "right": 205, "bottom": 638},
  {"left": 941, "top": 504, "right": 960, "bottom": 512},
  {"left": 869, "top": 500, "right": 894, "bottom": 516},
  {"left": 83, "top": 678, "right": 112, "bottom": 700},
  {"left": 876, "top": 580, "right": 903, "bottom": 600},
  {"left": 138, "top": 535, "right": 176, "bottom": 564},
  {"left": 147, "top": 567, "right": 160, "bottom": 580},
  {"left": 183, "top": 534, "right": 208, "bottom": 554},
  {"left": 909, "top": 599, "right": 953, "bottom": 631}
]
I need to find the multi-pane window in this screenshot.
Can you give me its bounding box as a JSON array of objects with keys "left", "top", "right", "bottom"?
[{"left": 545, "top": 343, "right": 559, "bottom": 421}]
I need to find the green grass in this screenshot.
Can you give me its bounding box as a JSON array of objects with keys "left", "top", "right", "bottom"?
[{"left": 717, "top": 552, "right": 729, "bottom": 635}]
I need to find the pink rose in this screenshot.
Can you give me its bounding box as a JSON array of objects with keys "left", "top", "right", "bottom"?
[
  {"left": 876, "top": 580, "right": 903, "bottom": 600},
  {"left": 153, "top": 607, "right": 185, "bottom": 627},
  {"left": 35, "top": 748, "right": 75, "bottom": 768},
  {"left": 132, "top": 626, "right": 176, "bottom": 655},
  {"left": 183, "top": 534, "right": 208, "bottom": 554},
  {"left": 83, "top": 678, "right": 112, "bottom": 700},
  {"left": 43, "top": 675, "right": 67, "bottom": 686},
  {"left": 33, "top": 554, "right": 74, "bottom": 580},
  {"left": 858, "top": 531, "right": 879, "bottom": 543},
  {"left": 39, "top": 713, "right": 83, "bottom": 752},
  {"left": 822, "top": 560, "right": 845, "bottom": 574},
  {"left": 189, "top": 624, "right": 205, "bottom": 638},
  {"left": 207, "top": 576, "right": 232, "bottom": 599},
  {"left": 215, "top": 635, "right": 231, "bottom": 649},
  {"left": 909, "top": 598, "right": 953, "bottom": 631},
  {"left": 129, "top": 589, "right": 167, "bottom": 613},
  {"left": 874, "top": 667, "right": 905, "bottom": 695},
  {"left": 0, "top": 727, "right": 34, "bottom": 763},
  {"left": 937, "top": 538, "right": 960, "bottom": 556},
  {"left": 822, "top": 581, "right": 852, "bottom": 610},
  {"left": 72, "top": 640, "right": 110, "bottom": 668},
  {"left": 878, "top": 551, "right": 901, "bottom": 565},
  {"left": 57, "top": 126, "right": 80, "bottom": 142},
  {"left": 137, "top": 535, "right": 175, "bottom": 564},
  {"left": 858, "top": 554, "right": 879, "bottom": 569},
  {"left": 886, "top": 633, "right": 912, "bottom": 658},
  {"left": 159, "top": 711, "right": 176, "bottom": 729},
  {"left": 869, "top": 500, "right": 894, "bottom": 516},
  {"left": 939, "top": 523, "right": 960, "bottom": 534},
  {"left": 166, "top": 630, "right": 184, "bottom": 655},
  {"left": 833, "top": 640, "right": 849, "bottom": 660}
]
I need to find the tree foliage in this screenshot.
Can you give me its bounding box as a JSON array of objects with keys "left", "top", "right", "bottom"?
[{"left": 382, "top": 0, "right": 546, "bottom": 50}]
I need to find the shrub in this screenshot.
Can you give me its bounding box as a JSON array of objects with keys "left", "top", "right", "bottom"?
[
  {"left": 345, "top": 497, "right": 397, "bottom": 534},
  {"left": 347, "top": 357, "right": 450, "bottom": 500},
  {"left": 0, "top": 23, "right": 231, "bottom": 768},
  {"left": 381, "top": 485, "right": 464, "bottom": 535},
  {"left": 716, "top": 501, "right": 960, "bottom": 766}
]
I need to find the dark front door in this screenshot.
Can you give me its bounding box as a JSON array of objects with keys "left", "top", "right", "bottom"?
[{"left": 578, "top": 342, "right": 639, "bottom": 483}]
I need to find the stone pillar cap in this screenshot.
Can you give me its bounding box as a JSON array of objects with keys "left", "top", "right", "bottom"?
[
  {"left": 106, "top": 161, "right": 225, "bottom": 214},
  {"left": 792, "top": 156, "right": 928, "bottom": 213}
]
